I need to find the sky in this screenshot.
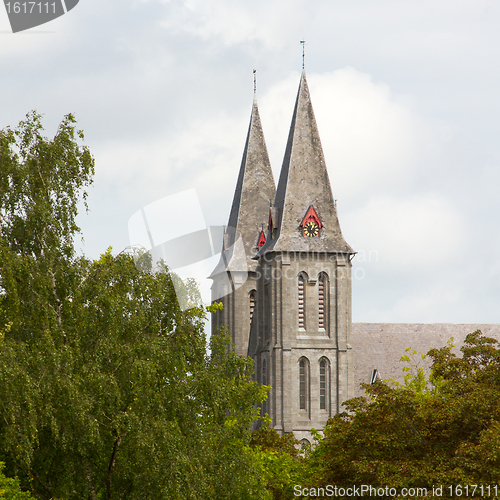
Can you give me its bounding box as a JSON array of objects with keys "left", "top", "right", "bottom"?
[{"left": 1, "top": 0, "right": 500, "bottom": 324}]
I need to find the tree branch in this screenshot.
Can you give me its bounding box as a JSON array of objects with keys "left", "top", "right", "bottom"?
[
  {"left": 87, "top": 462, "right": 98, "bottom": 500},
  {"left": 106, "top": 432, "right": 127, "bottom": 499}
]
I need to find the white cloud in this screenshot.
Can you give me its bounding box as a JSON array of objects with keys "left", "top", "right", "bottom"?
[
  {"left": 346, "top": 194, "right": 464, "bottom": 273},
  {"left": 258, "top": 73, "right": 300, "bottom": 177},
  {"left": 310, "top": 69, "right": 420, "bottom": 199},
  {"left": 158, "top": 0, "right": 312, "bottom": 49},
  {"left": 259, "top": 68, "right": 423, "bottom": 201},
  {"left": 386, "top": 281, "right": 467, "bottom": 323},
  {"left": 91, "top": 108, "right": 249, "bottom": 220}
]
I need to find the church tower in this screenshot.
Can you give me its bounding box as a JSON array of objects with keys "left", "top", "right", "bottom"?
[
  {"left": 248, "top": 71, "right": 355, "bottom": 441},
  {"left": 210, "top": 97, "right": 276, "bottom": 356}
]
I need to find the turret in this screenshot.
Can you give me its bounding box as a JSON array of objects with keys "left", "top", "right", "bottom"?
[{"left": 210, "top": 96, "right": 276, "bottom": 356}]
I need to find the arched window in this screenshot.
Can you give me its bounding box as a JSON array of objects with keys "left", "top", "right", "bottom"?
[
  {"left": 318, "top": 273, "right": 329, "bottom": 330},
  {"left": 319, "top": 358, "right": 330, "bottom": 410},
  {"left": 249, "top": 290, "right": 256, "bottom": 326},
  {"left": 264, "top": 283, "right": 270, "bottom": 342},
  {"left": 299, "top": 357, "right": 310, "bottom": 411},
  {"left": 299, "top": 438, "right": 311, "bottom": 452},
  {"left": 262, "top": 359, "right": 267, "bottom": 415},
  {"left": 298, "top": 274, "right": 305, "bottom": 329}
]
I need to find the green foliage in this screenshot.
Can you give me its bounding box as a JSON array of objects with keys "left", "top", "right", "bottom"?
[
  {"left": 250, "top": 426, "right": 306, "bottom": 500},
  {"left": 0, "top": 113, "right": 268, "bottom": 500},
  {"left": 250, "top": 425, "right": 299, "bottom": 459},
  {"left": 0, "top": 251, "right": 267, "bottom": 499},
  {"left": 12, "top": 112, "right": 500, "bottom": 500},
  {"left": 308, "top": 330, "right": 500, "bottom": 497},
  {"left": 0, "top": 111, "right": 94, "bottom": 346},
  {"left": 387, "top": 343, "right": 449, "bottom": 402},
  {"left": 0, "top": 111, "right": 94, "bottom": 259},
  {"left": 0, "top": 462, "right": 33, "bottom": 499}
]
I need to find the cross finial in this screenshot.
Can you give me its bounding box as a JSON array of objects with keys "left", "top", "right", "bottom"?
[
  {"left": 253, "top": 69, "right": 257, "bottom": 96},
  {"left": 300, "top": 40, "right": 306, "bottom": 70}
]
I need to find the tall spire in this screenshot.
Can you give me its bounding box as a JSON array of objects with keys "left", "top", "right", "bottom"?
[
  {"left": 212, "top": 97, "right": 276, "bottom": 274},
  {"left": 260, "top": 72, "right": 353, "bottom": 255}
]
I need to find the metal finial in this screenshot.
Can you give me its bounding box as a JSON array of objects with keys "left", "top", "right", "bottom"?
[
  {"left": 253, "top": 69, "right": 257, "bottom": 95},
  {"left": 300, "top": 40, "right": 306, "bottom": 70}
]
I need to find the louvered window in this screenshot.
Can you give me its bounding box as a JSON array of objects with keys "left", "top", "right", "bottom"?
[
  {"left": 298, "top": 275, "right": 305, "bottom": 328},
  {"left": 249, "top": 291, "right": 256, "bottom": 326},
  {"left": 318, "top": 274, "right": 325, "bottom": 329}
]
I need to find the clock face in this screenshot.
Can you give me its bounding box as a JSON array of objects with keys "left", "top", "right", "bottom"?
[{"left": 303, "top": 221, "right": 319, "bottom": 237}]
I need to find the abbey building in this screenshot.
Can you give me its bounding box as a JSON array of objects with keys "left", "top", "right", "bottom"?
[
  {"left": 211, "top": 71, "right": 354, "bottom": 442},
  {"left": 210, "top": 71, "right": 500, "bottom": 441}
]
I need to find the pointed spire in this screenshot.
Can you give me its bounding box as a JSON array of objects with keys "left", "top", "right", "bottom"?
[
  {"left": 260, "top": 72, "right": 354, "bottom": 255},
  {"left": 212, "top": 97, "right": 276, "bottom": 275}
]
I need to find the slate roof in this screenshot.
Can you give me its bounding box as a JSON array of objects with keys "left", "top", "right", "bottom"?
[
  {"left": 211, "top": 98, "right": 275, "bottom": 276},
  {"left": 351, "top": 323, "right": 500, "bottom": 397},
  {"left": 257, "top": 71, "right": 354, "bottom": 256}
]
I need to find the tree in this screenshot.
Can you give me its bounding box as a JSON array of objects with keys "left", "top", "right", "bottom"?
[
  {"left": 0, "top": 462, "right": 34, "bottom": 499},
  {"left": 0, "top": 111, "right": 94, "bottom": 334},
  {"left": 249, "top": 425, "right": 306, "bottom": 500},
  {"left": 307, "top": 330, "right": 500, "bottom": 497},
  {"left": 0, "top": 113, "right": 268, "bottom": 499}
]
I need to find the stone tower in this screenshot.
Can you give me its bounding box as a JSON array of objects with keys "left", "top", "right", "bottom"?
[
  {"left": 210, "top": 97, "right": 276, "bottom": 356},
  {"left": 212, "top": 71, "right": 355, "bottom": 440},
  {"left": 248, "top": 71, "right": 355, "bottom": 441}
]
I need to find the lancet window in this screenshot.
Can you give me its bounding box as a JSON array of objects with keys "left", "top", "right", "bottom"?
[
  {"left": 319, "top": 357, "right": 330, "bottom": 410},
  {"left": 262, "top": 359, "right": 267, "bottom": 415},
  {"left": 299, "top": 357, "right": 310, "bottom": 411}
]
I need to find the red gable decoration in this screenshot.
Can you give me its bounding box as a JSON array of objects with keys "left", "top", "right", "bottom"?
[
  {"left": 300, "top": 205, "right": 322, "bottom": 229},
  {"left": 257, "top": 231, "right": 266, "bottom": 249}
]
